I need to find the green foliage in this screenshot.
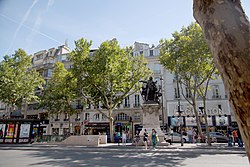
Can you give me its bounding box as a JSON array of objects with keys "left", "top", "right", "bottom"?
[
  {"left": 159, "top": 22, "right": 217, "bottom": 97},
  {"left": 0, "top": 49, "right": 44, "bottom": 108},
  {"left": 40, "top": 62, "right": 77, "bottom": 116},
  {"left": 70, "top": 38, "right": 151, "bottom": 114}
]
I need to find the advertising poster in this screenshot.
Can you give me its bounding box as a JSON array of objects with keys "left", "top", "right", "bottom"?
[
  {"left": 185, "top": 117, "right": 197, "bottom": 126},
  {"left": 0, "top": 124, "right": 6, "bottom": 138},
  {"left": 199, "top": 116, "right": 213, "bottom": 126},
  {"left": 20, "top": 124, "right": 30, "bottom": 138},
  {"left": 14, "top": 124, "right": 18, "bottom": 138},
  {"left": 171, "top": 117, "right": 183, "bottom": 127},
  {"left": 6, "top": 124, "right": 14, "bottom": 138},
  {"left": 216, "top": 116, "right": 228, "bottom": 126}
]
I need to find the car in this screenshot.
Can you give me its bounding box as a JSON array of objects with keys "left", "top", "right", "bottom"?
[
  {"left": 164, "top": 132, "right": 188, "bottom": 143},
  {"left": 208, "top": 132, "right": 229, "bottom": 143}
]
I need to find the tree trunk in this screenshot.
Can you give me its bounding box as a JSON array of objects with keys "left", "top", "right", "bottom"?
[
  {"left": 192, "top": 102, "right": 203, "bottom": 139},
  {"left": 24, "top": 102, "right": 28, "bottom": 119},
  {"left": 203, "top": 98, "right": 212, "bottom": 146},
  {"left": 108, "top": 109, "right": 114, "bottom": 143},
  {"left": 193, "top": 0, "right": 250, "bottom": 161}
]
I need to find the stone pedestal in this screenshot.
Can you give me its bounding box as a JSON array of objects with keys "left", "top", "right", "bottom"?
[{"left": 139, "top": 102, "right": 166, "bottom": 145}]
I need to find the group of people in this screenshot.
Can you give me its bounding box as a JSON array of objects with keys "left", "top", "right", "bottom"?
[{"left": 134, "top": 129, "right": 159, "bottom": 150}]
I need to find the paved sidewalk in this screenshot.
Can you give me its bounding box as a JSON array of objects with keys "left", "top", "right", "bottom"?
[{"left": 0, "top": 142, "right": 248, "bottom": 167}]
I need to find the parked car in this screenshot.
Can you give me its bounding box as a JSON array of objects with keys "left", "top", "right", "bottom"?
[
  {"left": 208, "top": 132, "right": 229, "bottom": 143},
  {"left": 164, "top": 132, "right": 188, "bottom": 143}
]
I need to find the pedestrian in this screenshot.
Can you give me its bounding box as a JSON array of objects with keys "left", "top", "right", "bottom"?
[
  {"left": 192, "top": 129, "right": 197, "bottom": 143},
  {"left": 151, "top": 129, "right": 158, "bottom": 150},
  {"left": 187, "top": 128, "right": 193, "bottom": 143},
  {"left": 143, "top": 129, "right": 149, "bottom": 150},
  {"left": 122, "top": 130, "right": 127, "bottom": 146},
  {"left": 134, "top": 130, "right": 140, "bottom": 147},
  {"left": 232, "top": 129, "right": 238, "bottom": 146}
]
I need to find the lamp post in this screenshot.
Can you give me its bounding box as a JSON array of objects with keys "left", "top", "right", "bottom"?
[
  {"left": 174, "top": 46, "right": 183, "bottom": 146},
  {"left": 176, "top": 62, "right": 184, "bottom": 146},
  {"left": 160, "top": 77, "right": 164, "bottom": 132}
]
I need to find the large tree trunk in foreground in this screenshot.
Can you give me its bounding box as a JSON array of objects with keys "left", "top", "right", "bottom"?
[{"left": 193, "top": 0, "right": 250, "bottom": 162}]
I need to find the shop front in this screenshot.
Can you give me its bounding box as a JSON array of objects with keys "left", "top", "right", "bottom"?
[
  {"left": 0, "top": 119, "right": 44, "bottom": 144},
  {"left": 84, "top": 122, "right": 109, "bottom": 135}
]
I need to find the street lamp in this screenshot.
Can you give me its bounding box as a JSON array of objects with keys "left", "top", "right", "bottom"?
[
  {"left": 176, "top": 67, "right": 184, "bottom": 146},
  {"left": 160, "top": 77, "right": 164, "bottom": 132}
]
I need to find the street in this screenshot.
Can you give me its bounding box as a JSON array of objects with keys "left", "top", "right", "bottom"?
[{"left": 0, "top": 143, "right": 248, "bottom": 167}]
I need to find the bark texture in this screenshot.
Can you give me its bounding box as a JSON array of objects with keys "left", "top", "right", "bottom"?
[{"left": 193, "top": 0, "right": 250, "bottom": 162}]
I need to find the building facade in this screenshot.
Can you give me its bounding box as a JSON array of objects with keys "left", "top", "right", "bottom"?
[{"left": 22, "top": 41, "right": 235, "bottom": 140}]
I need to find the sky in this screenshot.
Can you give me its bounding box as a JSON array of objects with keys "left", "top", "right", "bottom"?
[{"left": 0, "top": 0, "right": 250, "bottom": 60}]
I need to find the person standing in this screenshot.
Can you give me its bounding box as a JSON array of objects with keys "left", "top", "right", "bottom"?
[
  {"left": 134, "top": 130, "right": 140, "bottom": 147},
  {"left": 143, "top": 129, "right": 149, "bottom": 149},
  {"left": 187, "top": 128, "right": 193, "bottom": 143},
  {"left": 151, "top": 129, "right": 158, "bottom": 150},
  {"left": 232, "top": 129, "right": 238, "bottom": 146},
  {"left": 122, "top": 130, "right": 127, "bottom": 146}
]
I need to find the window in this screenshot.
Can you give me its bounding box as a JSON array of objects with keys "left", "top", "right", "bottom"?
[
  {"left": 212, "top": 85, "right": 220, "bottom": 98},
  {"left": 64, "top": 113, "right": 69, "bottom": 121},
  {"left": 101, "top": 114, "right": 106, "bottom": 121},
  {"left": 86, "top": 103, "right": 91, "bottom": 109},
  {"left": 149, "top": 50, "right": 154, "bottom": 56},
  {"left": 84, "top": 113, "right": 89, "bottom": 120},
  {"left": 93, "top": 113, "right": 100, "bottom": 121},
  {"left": 36, "top": 54, "right": 43, "bottom": 61},
  {"left": 134, "top": 112, "right": 141, "bottom": 121},
  {"left": 75, "top": 113, "right": 80, "bottom": 121},
  {"left": 134, "top": 95, "right": 140, "bottom": 107},
  {"left": 115, "top": 113, "right": 130, "bottom": 121},
  {"left": 48, "top": 69, "right": 53, "bottom": 77},
  {"left": 174, "top": 88, "right": 180, "bottom": 98},
  {"left": 185, "top": 87, "right": 191, "bottom": 98},
  {"left": 153, "top": 64, "right": 161, "bottom": 74},
  {"left": 140, "top": 51, "right": 143, "bottom": 55},
  {"left": 55, "top": 114, "right": 60, "bottom": 121},
  {"left": 124, "top": 96, "right": 130, "bottom": 108}
]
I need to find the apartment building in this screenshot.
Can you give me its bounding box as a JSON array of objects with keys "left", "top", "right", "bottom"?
[{"left": 24, "top": 42, "right": 235, "bottom": 139}]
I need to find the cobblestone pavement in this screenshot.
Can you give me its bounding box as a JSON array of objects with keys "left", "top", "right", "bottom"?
[{"left": 0, "top": 143, "right": 248, "bottom": 167}]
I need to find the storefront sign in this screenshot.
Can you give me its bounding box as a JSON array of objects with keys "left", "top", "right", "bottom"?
[
  {"left": 182, "top": 107, "right": 225, "bottom": 116},
  {"left": 215, "top": 116, "right": 228, "bottom": 126}
]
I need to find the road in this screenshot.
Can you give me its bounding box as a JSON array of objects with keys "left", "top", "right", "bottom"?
[{"left": 0, "top": 143, "right": 248, "bottom": 167}]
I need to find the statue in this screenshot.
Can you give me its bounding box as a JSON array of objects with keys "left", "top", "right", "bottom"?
[{"left": 140, "top": 76, "right": 162, "bottom": 103}]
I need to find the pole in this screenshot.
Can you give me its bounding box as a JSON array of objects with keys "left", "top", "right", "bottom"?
[
  {"left": 176, "top": 68, "right": 183, "bottom": 146},
  {"left": 160, "top": 77, "right": 164, "bottom": 132}
]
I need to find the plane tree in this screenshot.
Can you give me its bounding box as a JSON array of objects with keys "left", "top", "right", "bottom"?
[
  {"left": 160, "top": 22, "right": 217, "bottom": 144},
  {"left": 39, "top": 62, "right": 78, "bottom": 134},
  {"left": 0, "top": 49, "right": 44, "bottom": 118},
  {"left": 70, "top": 38, "right": 151, "bottom": 142}
]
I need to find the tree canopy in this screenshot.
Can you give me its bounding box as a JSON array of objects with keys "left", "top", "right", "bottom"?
[
  {"left": 0, "top": 49, "right": 44, "bottom": 115},
  {"left": 40, "top": 62, "right": 77, "bottom": 117},
  {"left": 70, "top": 38, "right": 151, "bottom": 141},
  {"left": 159, "top": 22, "right": 217, "bottom": 138}
]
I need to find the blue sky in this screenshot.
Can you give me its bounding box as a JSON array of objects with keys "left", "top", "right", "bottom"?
[{"left": 0, "top": 0, "right": 250, "bottom": 59}]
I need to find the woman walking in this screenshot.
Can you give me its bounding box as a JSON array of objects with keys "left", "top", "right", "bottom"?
[{"left": 151, "top": 129, "right": 158, "bottom": 150}]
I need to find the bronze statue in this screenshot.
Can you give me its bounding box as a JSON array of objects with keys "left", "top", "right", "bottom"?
[{"left": 140, "top": 76, "right": 162, "bottom": 103}]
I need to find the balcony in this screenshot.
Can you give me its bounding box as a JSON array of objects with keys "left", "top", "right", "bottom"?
[
  {"left": 123, "top": 104, "right": 130, "bottom": 108},
  {"left": 133, "top": 104, "right": 141, "bottom": 108},
  {"left": 212, "top": 95, "right": 222, "bottom": 99},
  {"left": 75, "top": 118, "right": 81, "bottom": 121}
]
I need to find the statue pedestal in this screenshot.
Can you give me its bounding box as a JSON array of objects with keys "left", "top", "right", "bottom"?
[{"left": 139, "top": 102, "right": 167, "bottom": 145}]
